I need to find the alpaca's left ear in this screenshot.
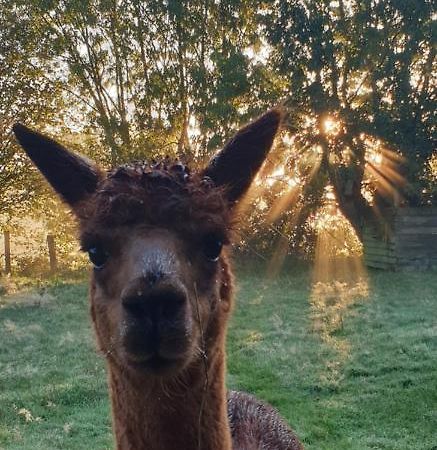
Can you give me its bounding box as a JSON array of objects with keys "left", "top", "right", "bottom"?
[
  {"left": 203, "top": 108, "right": 283, "bottom": 203},
  {"left": 13, "top": 123, "right": 102, "bottom": 209}
]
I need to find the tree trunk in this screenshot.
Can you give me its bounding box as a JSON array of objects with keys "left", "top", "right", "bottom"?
[
  {"left": 4, "top": 231, "right": 11, "bottom": 274},
  {"left": 47, "top": 234, "right": 57, "bottom": 274}
]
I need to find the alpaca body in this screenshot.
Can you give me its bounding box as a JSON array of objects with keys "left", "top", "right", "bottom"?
[
  {"left": 13, "top": 109, "right": 303, "bottom": 450},
  {"left": 108, "top": 358, "right": 232, "bottom": 450},
  {"left": 104, "top": 356, "right": 302, "bottom": 450},
  {"left": 229, "top": 391, "right": 303, "bottom": 450},
  {"left": 94, "top": 263, "right": 301, "bottom": 450}
]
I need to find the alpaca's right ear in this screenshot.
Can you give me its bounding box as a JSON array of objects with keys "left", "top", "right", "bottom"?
[{"left": 13, "top": 124, "right": 102, "bottom": 209}]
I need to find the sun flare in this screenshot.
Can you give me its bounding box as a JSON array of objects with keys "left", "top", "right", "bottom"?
[{"left": 323, "top": 116, "right": 341, "bottom": 136}]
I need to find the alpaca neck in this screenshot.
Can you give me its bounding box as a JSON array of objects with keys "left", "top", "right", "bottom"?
[{"left": 107, "top": 347, "right": 232, "bottom": 450}]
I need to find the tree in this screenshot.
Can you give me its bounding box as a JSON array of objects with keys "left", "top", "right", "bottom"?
[
  {"left": 4, "top": 0, "right": 277, "bottom": 168},
  {"left": 262, "top": 0, "right": 436, "bottom": 236},
  {"left": 0, "top": 3, "right": 66, "bottom": 216}
]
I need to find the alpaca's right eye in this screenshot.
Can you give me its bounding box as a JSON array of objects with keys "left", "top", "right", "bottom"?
[
  {"left": 203, "top": 234, "right": 223, "bottom": 262},
  {"left": 88, "top": 246, "right": 109, "bottom": 269}
]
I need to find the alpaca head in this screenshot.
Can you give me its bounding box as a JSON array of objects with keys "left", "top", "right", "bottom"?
[{"left": 13, "top": 110, "right": 282, "bottom": 378}]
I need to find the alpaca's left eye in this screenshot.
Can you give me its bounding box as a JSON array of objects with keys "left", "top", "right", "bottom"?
[
  {"left": 203, "top": 234, "right": 223, "bottom": 262},
  {"left": 88, "top": 246, "right": 109, "bottom": 269}
]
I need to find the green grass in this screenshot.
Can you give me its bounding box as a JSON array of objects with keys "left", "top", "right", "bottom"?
[{"left": 1, "top": 264, "right": 436, "bottom": 449}]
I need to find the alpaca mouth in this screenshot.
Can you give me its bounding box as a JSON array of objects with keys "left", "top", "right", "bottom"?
[
  {"left": 124, "top": 352, "right": 182, "bottom": 374},
  {"left": 121, "top": 322, "right": 191, "bottom": 373}
]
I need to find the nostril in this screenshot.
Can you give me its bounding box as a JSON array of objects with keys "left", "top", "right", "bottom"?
[
  {"left": 122, "top": 296, "right": 146, "bottom": 317},
  {"left": 160, "top": 291, "right": 186, "bottom": 320}
]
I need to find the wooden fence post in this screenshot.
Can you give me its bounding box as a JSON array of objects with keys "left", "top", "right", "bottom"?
[
  {"left": 4, "top": 231, "right": 11, "bottom": 274},
  {"left": 47, "top": 234, "right": 57, "bottom": 274}
]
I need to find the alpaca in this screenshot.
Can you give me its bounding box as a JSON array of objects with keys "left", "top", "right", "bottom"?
[{"left": 13, "top": 109, "right": 303, "bottom": 450}]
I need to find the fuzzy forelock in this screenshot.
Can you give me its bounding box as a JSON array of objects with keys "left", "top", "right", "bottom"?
[{"left": 78, "top": 160, "right": 233, "bottom": 241}]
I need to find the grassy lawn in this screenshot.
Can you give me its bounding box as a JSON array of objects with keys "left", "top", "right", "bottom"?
[{"left": 0, "top": 264, "right": 436, "bottom": 449}]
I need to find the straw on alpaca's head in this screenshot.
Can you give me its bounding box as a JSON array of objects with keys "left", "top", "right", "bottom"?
[{"left": 13, "top": 109, "right": 282, "bottom": 378}]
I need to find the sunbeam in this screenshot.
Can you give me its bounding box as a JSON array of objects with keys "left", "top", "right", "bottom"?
[{"left": 310, "top": 184, "right": 369, "bottom": 351}]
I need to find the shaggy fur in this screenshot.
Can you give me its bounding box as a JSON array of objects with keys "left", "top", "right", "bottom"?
[
  {"left": 80, "top": 161, "right": 232, "bottom": 248},
  {"left": 13, "top": 109, "right": 303, "bottom": 450}
]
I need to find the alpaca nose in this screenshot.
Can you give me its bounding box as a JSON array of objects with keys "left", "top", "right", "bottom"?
[{"left": 121, "top": 279, "right": 187, "bottom": 322}]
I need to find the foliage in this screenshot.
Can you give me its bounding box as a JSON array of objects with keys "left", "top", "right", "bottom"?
[
  {"left": 262, "top": 0, "right": 436, "bottom": 230},
  {"left": 0, "top": 0, "right": 435, "bottom": 270},
  {"left": 0, "top": 7, "right": 63, "bottom": 216},
  {"left": 2, "top": 0, "right": 280, "bottom": 165},
  {"left": 422, "top": 152, "right": 437, "bottom": 205},
  {"left": 0, "top": 202, "right": 85, "bottom": 276}
]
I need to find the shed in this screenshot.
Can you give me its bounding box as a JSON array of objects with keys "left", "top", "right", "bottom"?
[{"left": 363, "top": 207, "right": 437, "bottom": 270}]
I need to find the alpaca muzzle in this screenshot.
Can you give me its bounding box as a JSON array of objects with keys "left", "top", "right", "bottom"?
[{"left": 119, "top": 276, "right": 192, "bottom": 373}]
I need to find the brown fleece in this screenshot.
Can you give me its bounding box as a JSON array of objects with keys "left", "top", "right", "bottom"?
[{"left": 13, "top": 109, "right": 303, "bottom": 450}]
